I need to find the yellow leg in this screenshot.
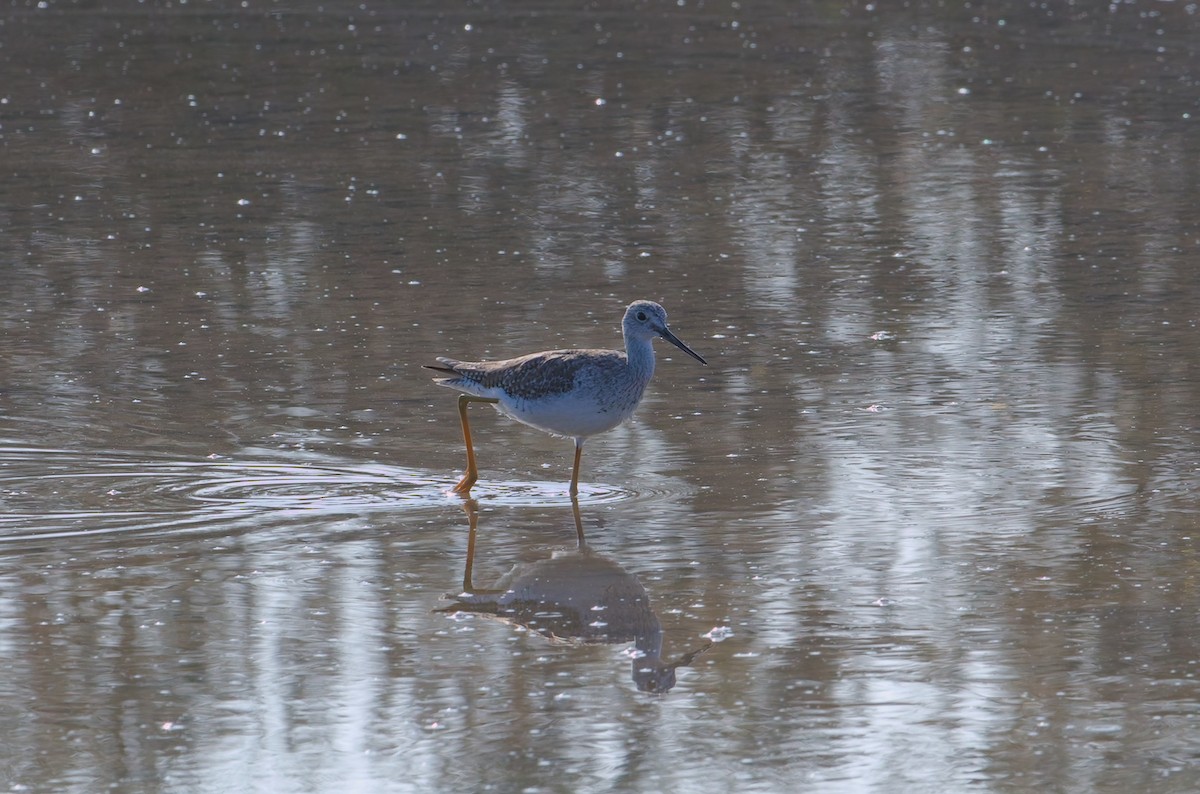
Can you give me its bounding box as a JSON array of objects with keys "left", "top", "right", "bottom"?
[
  {"left": 569, "top": 439, "right": 583, "bottom": 496},
  {"left": 452, "top": 394, "right": 499, "bottom": 494}
]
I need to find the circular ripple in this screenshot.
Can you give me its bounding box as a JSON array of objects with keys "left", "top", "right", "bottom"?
[
  {"left": 0, "top": 446, "right": 663, "bottom": 546},
  {"left": 454, "top": 477, "right": 673, "bottom": 509},
  {"left": 0, "top": 448, "right": 438, "bottom": 545}
]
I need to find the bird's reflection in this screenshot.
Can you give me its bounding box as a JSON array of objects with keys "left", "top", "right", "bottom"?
[{"left": 439, "top": 499, "right": 711, "bottom": 693}]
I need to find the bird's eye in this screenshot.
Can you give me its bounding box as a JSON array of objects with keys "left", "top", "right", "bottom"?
[{"left": 636, "top": 311, "right": 648, "bottom": 322}]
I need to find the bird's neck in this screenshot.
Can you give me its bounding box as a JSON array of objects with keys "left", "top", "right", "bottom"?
[{"left": 624, "top": 334, "right": 656, "bottom": 382}]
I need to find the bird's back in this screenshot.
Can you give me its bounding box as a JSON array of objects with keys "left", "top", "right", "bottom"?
[
  {"left": 428, "top": 348, "right": 651, "bottom": 438},
  {"left": 429, "top": 348, "right": 628, "bottom": 401}
]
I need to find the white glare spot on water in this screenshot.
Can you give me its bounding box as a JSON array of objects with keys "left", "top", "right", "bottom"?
[
  {"left": 595, "top": 97, "right": 606, "bottom": 106},
  {"left": 704, "top": 626, "right": 734, "bottom": 642},
  {"left": 236, "top": 198, "right": 250, "bottom": 206}
]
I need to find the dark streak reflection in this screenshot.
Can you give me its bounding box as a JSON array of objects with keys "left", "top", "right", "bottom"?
[{"left": 439, "top": 500, "right": 711, "bottom": 693}]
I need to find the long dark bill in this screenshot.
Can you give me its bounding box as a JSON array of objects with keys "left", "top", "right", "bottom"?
[{"left": 659, "top": 326, "right": 708, "bottom": 366}]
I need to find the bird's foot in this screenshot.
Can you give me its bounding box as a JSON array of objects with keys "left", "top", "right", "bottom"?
[{"left": 451, "top": 474, "right": 477, "bottom": 495}]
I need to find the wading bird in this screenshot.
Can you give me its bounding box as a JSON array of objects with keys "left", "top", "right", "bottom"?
[{"left": 426, "top": 300, "right": 707, "bottom": 495}]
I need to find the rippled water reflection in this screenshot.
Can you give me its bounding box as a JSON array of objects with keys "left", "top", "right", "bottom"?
[
  {"left": 0, "top": 448, "right": 430, "bottom": 544},
  {"left": 3, "top": 0, "right": 1200, "bottom": 791}
]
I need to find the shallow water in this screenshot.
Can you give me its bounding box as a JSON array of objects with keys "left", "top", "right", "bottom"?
[{"left": 2, "top": 1, "right": 1200, "bottom": 792}]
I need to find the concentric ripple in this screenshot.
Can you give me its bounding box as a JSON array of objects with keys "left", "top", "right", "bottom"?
[
  {"left": 0, "top": 449, "right": 425, "bottom": 545},
  {"left": 0, "top": 446, "right": 654, "bottom": 546}
]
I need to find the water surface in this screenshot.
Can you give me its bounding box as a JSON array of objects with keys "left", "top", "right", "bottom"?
[{"left": 2, "top": 1, "right": 1200, "bottom": 792}]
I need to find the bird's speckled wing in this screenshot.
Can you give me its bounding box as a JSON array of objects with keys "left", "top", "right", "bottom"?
[{"left": 429, "top": 349, "right": 625, "bottom": 401}]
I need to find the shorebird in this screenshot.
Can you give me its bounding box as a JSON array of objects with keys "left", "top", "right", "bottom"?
[{"left": 425, "top": 300, "right": 707, "bottom": 495}]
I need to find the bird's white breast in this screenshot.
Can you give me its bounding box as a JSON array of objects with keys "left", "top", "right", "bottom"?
[{"left": 497, "top": 389, "right": 640, "bottom": 439}]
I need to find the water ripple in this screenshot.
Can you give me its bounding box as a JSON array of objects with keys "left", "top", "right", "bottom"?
[{"left": 0, "top": 446, "right": 665, "bottom": 547}]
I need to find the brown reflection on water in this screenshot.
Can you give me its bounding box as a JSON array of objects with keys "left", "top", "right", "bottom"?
[
  {"left": 439, "top": 500, "right": 713, "bottom": 693},
  {"left": 2, "top": 0, "right": 1200, "bottom": 791}
]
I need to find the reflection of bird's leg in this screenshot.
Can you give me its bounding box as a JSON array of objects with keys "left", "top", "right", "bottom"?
[
  {"left": 569, "top": 438, "right": 584, "bottom": 496},
  {"left": 451, "top": 499, "right": 504, "bottom": 598},
  {"left": 570, "top": 495, "right": 586, "bottom": 547},
  {"left": 452, "top": 394, "right": 499, "bottom": 494},
  {"left": 461, "top": 499, "right": 480, "bottom": 592}
]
